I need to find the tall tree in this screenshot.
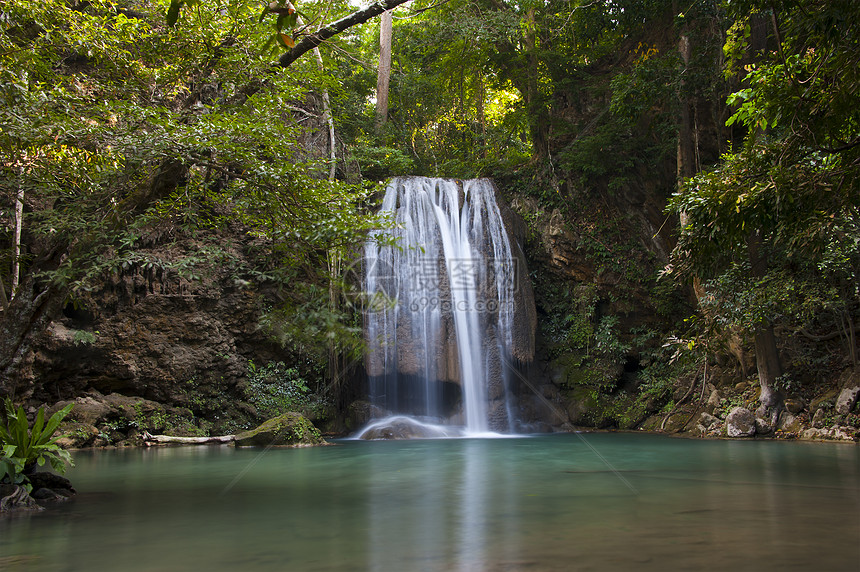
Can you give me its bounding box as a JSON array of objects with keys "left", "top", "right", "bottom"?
[
  {"left": 669, "top": 0, "right": 860, "bottom": 418},
  {"left": 375, "top": 9, "right": 394, "bottom": 130}
]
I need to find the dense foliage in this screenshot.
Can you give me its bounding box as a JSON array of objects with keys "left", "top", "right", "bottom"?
[
  {"left": 0, "top": 0, "right": 380, "bottom": 396},
  {"left": 668, "top": 0, "right": 860, "bottom": 386},
  {"left": 0, "top": 0, "right": 856, "bottom": 427}
]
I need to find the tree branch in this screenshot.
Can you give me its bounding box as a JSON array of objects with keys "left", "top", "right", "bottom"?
[
  {"left": 142, "top": 431, "right": 235, "bottom": 445},
  {"left": 278, "top": 0, "right": 413, "bottom": 67}
]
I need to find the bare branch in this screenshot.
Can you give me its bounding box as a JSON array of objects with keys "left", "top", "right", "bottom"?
[{"left": 278, "top": 0, "right": 413, "bottom": 67}]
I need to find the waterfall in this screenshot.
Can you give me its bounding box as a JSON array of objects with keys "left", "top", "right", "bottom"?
[{"left": 364, "top": 177, "right": 520, "bottom": 435}]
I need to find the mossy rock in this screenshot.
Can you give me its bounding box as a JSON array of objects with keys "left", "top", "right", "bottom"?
[
  {"left": 234, "top": 412, "right": 325, "bottom": 447},
  {"left": 54, "top": 422, "right": 99, "bottom": 448},
  {"left": 809, "top": 390, "right": 839, "bottom": 414},
  {"left": 563, "top": 386, "right": 598, "bottom": 425},
  {"left": 638, "top": 414, "right": 663, "bottom": 432},
  {"left": 551, "top": 353, "right": 602, "bottom": 388}
]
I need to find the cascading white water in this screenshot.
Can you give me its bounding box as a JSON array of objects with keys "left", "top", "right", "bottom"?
[{"left": 364, "top": 177, "right": 518, "bottom": 435}]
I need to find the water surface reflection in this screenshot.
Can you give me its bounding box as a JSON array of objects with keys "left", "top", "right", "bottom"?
[{"left": 1, "top": 434, "right": 857, "bottom": 571}]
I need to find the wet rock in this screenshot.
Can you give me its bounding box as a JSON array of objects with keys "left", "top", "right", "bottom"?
[
  {"left": 53, "top": 395, "right": 111, "bottom": 425},
  {"left": 801, "top": 426, "right": 857, "bottom": 442},
  {"left": 809, "top": 391, "right": 838, "bottom": 415},
  {"left": 28, "top": 472, "right": 76, "bottom": 497},
  {"left": 835, "top": 386, "right": 860, "bottom": 415},
  {"left": 699, "top": 412, "right": 720, "bottom": 430},
  {"left": 346, "top": 401, "right": 387, "bottom": 431},
  {"left": 777, "top": 412, "right": 801, "bottom": 433},
  {"left": 726, "top": 407, "right": 756, "bottom": 437},
  {"left": 51, "top": 391, "right": 201, "bottom": 446},
  {"left": 696, "top": 412, "right": 722, "bottom": 436},
  {"left": 812, "top": 408, "right": 827, "bottom": 429},
  {"left": 638, "top": 415, "right": 663, "bottom": 432},
  {"left": 54, "top": 422, "right": 100, "bottom": 448},
  {"left": 31, "top": 488, "right": 64, "bottom": 501},
  {"left": 662, "top": 413, "right": 691, "bottom": 433},
  {"left": 234, "top": 412, "right": 325, "bottom": 447},
  {"left": 755, "top": 415, "right": 774, "bottom": 435},
  {"left": 487, "top": 400, "right": 511, "bottom": 432},
  {"left": 26, "top": 232, "right": 288, "bottom": 434},
  {"left": 358, "top": 416, "right": 453, "bottom": 440},
  {"left": 784, "top": 398, "right": 805, "bottom": 415},
  {"left": 706, "top": 390, "right": 721, "bottom": 414}
]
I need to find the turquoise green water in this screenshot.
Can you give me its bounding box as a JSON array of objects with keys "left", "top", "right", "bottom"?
[{"left": 1, "top": 434, "right": 858, "bottom": 571}]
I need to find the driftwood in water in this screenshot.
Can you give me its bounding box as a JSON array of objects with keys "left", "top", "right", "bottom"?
[{"left": 142, "top": 431, "right": 235, "bottom": 445}]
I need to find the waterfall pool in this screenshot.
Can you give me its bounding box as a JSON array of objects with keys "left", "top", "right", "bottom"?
[{"left": 2, "top": 433, "right": 858, "bottom": 571}]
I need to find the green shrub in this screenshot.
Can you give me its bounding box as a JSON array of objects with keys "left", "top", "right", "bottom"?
[
  {"left": 245, "top": 361, "right": 327, "bottom": 419},
  {"left": 0, "top": 399, "right": 74, "bottom": 490},
  {"left": 72, "top": 330, "right": 97, "bottom": 346}
]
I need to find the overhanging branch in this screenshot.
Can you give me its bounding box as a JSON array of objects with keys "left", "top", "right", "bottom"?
[{"left": 278, "top": 0, "right": 413, "bottom": 67}]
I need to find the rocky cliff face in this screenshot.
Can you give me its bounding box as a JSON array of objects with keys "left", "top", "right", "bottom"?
[
  {"left": 486, "top": 136, "right": 698, "bottom": 431},
  {"left": 31, "top": 229, "right": 301, "bottom": 437}
]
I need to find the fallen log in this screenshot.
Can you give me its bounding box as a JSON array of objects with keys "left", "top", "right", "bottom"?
[{"left": 142, "top": 431, "right": 235, "bottom": 445}]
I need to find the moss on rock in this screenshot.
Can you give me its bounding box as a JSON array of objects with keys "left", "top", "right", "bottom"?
[{"left": 234, "top": 412, "right": 325, "bottom": 447}]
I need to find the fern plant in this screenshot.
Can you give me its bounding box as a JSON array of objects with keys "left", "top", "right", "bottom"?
[{"left": 0, "top": 399, "right": 74, "bottom": 489}]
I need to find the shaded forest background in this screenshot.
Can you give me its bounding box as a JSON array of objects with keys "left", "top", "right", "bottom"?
[{"left": 0, "top": 0, "right": 857, "bottom": 439}]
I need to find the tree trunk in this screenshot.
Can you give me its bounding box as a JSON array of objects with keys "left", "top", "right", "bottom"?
[
  {"left": 523, "top": 8, "right": 549, "bottom": 158},
  {"left": 12, "top": 167, "right": 24, "bottom": 297},
  {"left": 318, "top": 64, "right": 337, "bottom": 181},
  {"left": 0, "top": 261, "right": 66, "bottom": 398},
  {"left": 0, "top": 264, "right": 9, "bottom": 312},
  {"left": 375, "top": 9, "right": 393, "bottom": 131},
  {"left": 747, "top": 231, "right": 783, "bottom": 423},
  {"left": 476, "top": 73, "right": 486, "bottom": 157},
  {"left": 676, "top": 34, "right": 696, "bottom": 184},
  {"left": 754, "top": 322, "right": 782, "bottom": 407},
  {"left": 287, "top": 1, "right": 337, "bottom": 181},
  {"left": 142, "top": 431, "right": 235, "bottom": 445}
]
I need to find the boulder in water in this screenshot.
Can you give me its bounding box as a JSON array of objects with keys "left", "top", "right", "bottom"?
[
  {"left": 234, "top": 412, "right": 325, "bottom": 447},
  {"left": 357, "top": 416, "right": 455, "bottom": 440},
  {"left": 346, "top": 400, "right": 388, "bottom": 431}
]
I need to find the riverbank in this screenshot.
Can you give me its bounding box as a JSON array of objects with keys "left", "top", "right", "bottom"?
[{"left": 40, "top": 386, "right": 858, "bottom": 450}]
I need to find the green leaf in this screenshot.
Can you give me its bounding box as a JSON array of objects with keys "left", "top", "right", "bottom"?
[
  {"left": 39, "top": 403, "right": 74, "bottom": 446},
  {"left": 276, "top": 13, "right": 298, "bottom": 32},
  {"left": 12, "top": 406, "right": 29, "bottom": 454},
  {"left": 31, "top": 406, "right": 46, "bottom": 442},
  {"left": 167, "top": 0, "right": 183, "bottom": 27},
  {"left": 261, "top": 35, "right": 277, "bottom": 54}
]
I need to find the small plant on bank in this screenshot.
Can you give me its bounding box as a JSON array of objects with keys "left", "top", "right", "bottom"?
[
  {"left": 72, "top": 329, "right": 98, "bottom": 346},
  {"left": 0, "top": 399, "right": 74, "bottom": 491},
  {"left": 245, "top": 360, "right": 329, "bottom": 420}
]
